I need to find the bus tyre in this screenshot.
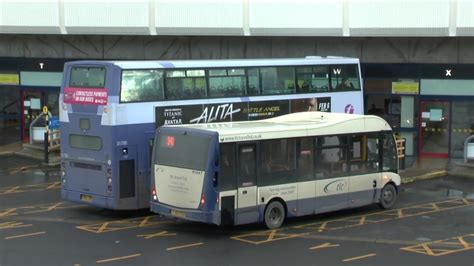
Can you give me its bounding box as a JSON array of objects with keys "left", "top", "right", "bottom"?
[
  {"left": 264, "top": 201, "right": 285, "bottom": 229},
  {"left": 379, "top": 183, "right": 397, "bottom": 209}
]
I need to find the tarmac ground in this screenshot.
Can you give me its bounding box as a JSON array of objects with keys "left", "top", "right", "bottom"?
[{"left": 0, "top": 149, "right": 473, "bottom": 265}]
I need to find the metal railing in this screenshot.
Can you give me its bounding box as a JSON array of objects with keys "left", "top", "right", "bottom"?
[{"left": 395, "top": 137, "right": 406, "bottom": 170}]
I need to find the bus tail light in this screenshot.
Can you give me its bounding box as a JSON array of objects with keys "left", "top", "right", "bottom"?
[
  {"left": 200, "top": 194, "right": 206, "bottom": 206},
  {"left": 106, "top": 168, "right": 112, "bottom": 193},
  {"left": 152, "top": 186, "right": 157, "bottom": 201}
]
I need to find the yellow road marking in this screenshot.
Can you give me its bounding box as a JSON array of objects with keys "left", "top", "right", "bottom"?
[
  {"left": 97, "top": 222, "right": 110, "bottom": 233},
  {"left": 137, "top": 230, "right": 176, "bottom": 239},
  {"left": 5, "top": 186, "right": 20, "bottom": 194},
  {"left": 342, "top": 253, "right": 376, "bottom": 262},
  {"left": 9, "top": 165, "right": 39, "bottom": 175},
  {"left": 294, "top": 198, "right": 473, "bottom": 231},
  {"left": 76, "top": 216, "right": 170, "bottom": 234},
  {"left": 24, "top": 202, "right": 64, "bottom": 214},
  {"left": 166, "top": 242, "right": 204, "bottom": 251},
  {"left": 96, "top": 253, "right": 141, "bottom": 264},
  {"left": 0, "top": 202, "right": 79, "bottom": 218},
  {"left": 5, "top": 231, "right": 46, "bottom": 240},
  {"left": 231, "top": 230, "right": 309, "bottom": 245},
  {"left": 231, "top": 198, "right": 473, "bottom": 245},
  {"left": 401, "top": 233, "right": 474, "bottom": 256},
  {"left": 0, "top": 181, "right": 61, "bottom": 195},
  {"left": 309, "top": 242, "right": 340, "bottom": 250},
  {"left": 0, "top": 208, "right": 18, "bottom": 217},
  {"left": 138, "top": 216, "right": 151, "bottom": 227},
  {"left": 46, "top": 182, "right": 61, "bottom": 189},
  {"left": 0, "top": 221, "right": 32, "bottom": 229}
]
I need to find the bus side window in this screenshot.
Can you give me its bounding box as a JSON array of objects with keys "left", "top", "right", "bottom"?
[
  {"left": 297, "top": 137, "right": 315, "bottom": 181},
  {"left": 259, "top": 139, "right": 296, "bottom": 186},
  {"left": 382, "top": 133, "right": 397, "bottom": 172},
  {"left": 247, "top": 68, "right": 260, "bottom": 96},
  {"left": 239, "top": 145, "right": 256, "bottom": 187},
  {"left": 219, "top": 143, "right": 236, "bottom": 190},
  {"left": 349, "top": 134, "right": 379, "bottom": 174},
  {"left": 316, "top": 136, "right": 348, "bottom": 179}
]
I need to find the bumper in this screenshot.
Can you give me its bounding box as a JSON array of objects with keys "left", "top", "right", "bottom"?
[
  {"left": 61, "top": 189, "right": 124, "bottom": 210},
  {"left": 150, "top": 201, "right": 220, "bottom": 225}
]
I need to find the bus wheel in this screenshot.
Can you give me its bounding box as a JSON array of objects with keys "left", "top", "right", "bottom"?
[
  {"left": 379, "top": 183, "right": 397, "bottom": 209},
  {"left": 264, "top": 201, "right": 285, "bottom": 229}
]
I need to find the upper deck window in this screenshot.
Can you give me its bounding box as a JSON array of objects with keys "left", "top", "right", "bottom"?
[
  {"left": 165, "top": 69, "right": 207, "bottom": 100},
  {"left": 121, "top": 70, "right": 164, "bottom": 102},
  {"left": 260, "top": 67, "right": 295, "bottom": 95},
  {"left": 208, "top": 68, "right": 245, "bottom": 97},
  {"left": 330, "top": 64, "right": 360, "bottom": 91},
  {"left": 296, "top": 66, "right": 330, "bottom": 93},
  {"left": 70, "top": 67, "right": 106, "bottom": 88}
]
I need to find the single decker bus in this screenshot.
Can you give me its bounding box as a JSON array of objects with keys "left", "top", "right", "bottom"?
[
  {"left": 60, "top": 57, "right": 364, "bottom": 210},
  {"left": 150, "top": 111, "right": 400, "bottom": 229}
]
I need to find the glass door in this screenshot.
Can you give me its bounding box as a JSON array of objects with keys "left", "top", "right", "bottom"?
[
  {"left": 419, "top": 101, "right": 450, "bottom": 157},
  {"left": 21, "top": 90, "right": 43, "bottom": 142}
]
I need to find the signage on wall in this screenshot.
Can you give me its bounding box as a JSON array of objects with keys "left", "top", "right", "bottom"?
[
  {"left": 155, "top": 97, "right": 331, "bottom": 128},
  {"left": 391, "top": 82, "right": 419, "bottom": 95},
  {"left": 63, "top": 87, "right": 108, "bottom": 105},
  {"left": 0, "top": 74, "right": 20, "bottom": 85}
]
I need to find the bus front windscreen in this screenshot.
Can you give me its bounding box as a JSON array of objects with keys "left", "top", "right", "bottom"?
[{"left": 155, "top": 130, "right": 211, "bottom": 171}]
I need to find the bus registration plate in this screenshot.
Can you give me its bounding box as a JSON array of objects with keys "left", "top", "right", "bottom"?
[
  {"left": 80, "top": 194, "right": 93, "bottom": 202},
  {"left": 171, "top": 209, "right": 185, "bottom": 218}
]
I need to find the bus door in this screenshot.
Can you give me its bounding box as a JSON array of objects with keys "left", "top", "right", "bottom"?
[
  {"left": 236, "top": 143, "right": 259, "bottom": 225},
  {"left": 315, "top": 137, "right": 350, "bottom": 214},
  {"left": 116, "top": 145, "right": 137, "bottom": 202},
  {"left": 348, "top": 135, "right": 380, "bottom": 207}
]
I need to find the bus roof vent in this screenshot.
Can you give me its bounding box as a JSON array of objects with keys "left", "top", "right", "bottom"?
[{"left": 305, "top": 56, "right": 323, "bottom": 59}]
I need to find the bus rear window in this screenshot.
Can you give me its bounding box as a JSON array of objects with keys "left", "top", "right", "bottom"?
[
  {"left": 155, "top": 132, "right": 211, "bottom": 171},
  {"left": 70, "top": 67, "right": 106, "bottom": 88},
  {"left": 69, "top": 134, "right": 102, "bottom": 150}
]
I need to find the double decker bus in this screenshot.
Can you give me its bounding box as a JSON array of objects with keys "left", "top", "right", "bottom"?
[
  {"left": 60, "top": 57, "right": 364, "bottom": 210},
  {"left": 150, "top": 112, "right": 400, "bottom": 228}
]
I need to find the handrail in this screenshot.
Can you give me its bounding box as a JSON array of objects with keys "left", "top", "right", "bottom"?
[
  {"left": 47, "top": 130, "right": 61, "bottom": 152},
  {"left": 29, "top": 111, "right": 52, "bottom": 144}
]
